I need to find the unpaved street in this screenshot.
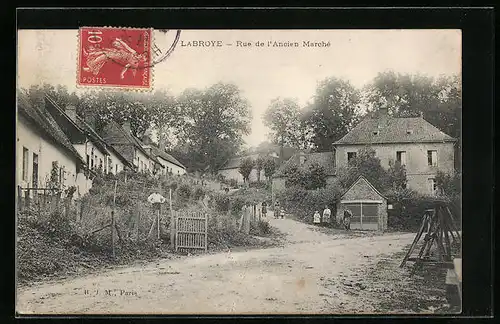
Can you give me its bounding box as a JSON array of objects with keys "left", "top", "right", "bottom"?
[{"left": 17, "top": 218, "right": 416, "bottom": 314}]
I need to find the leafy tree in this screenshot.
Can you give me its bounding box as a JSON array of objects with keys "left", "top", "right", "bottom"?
[
  {"left": 306, "top": 162, "right": 327, "bottom": 190},
  {"left": 263, "top": 97, "right": 308, "bottom": 156},
  {"left": 239, "top": 157, "right": 255, "bottom": 183},
  {"left": 175, "top": 83, "right": 252, "bottom": 172},
  {"left": 149, "top": 90, "right": 181, "bottom": 150},
  {"left": 255, "top": 155, "right": 266, "bottom": 182},
  {"left": 435, "top": 170, "right": 461, "bottom": 196},
  {"left": 303, "top": 77, "right": 361, "bottom": 152},
  {"left": 337, "top": 147, "right": 394, "bottom": 193},
  {"left": 263, "top": 157, "right": 278, "bottom": 182},
  {"left": 388, "top": 160, "right": 408, "bottom": 190}
]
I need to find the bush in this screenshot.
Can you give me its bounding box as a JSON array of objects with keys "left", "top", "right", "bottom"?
[
  {"left": 193, "top": 187, "right": 206, "bottom": 200},
  {"left": 177, "top": 183, "right": 192, "bottom": 201},
  {"left": 250, "top": 220, "right": 271, "bottom": 236}
]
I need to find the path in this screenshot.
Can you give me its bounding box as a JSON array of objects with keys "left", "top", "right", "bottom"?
[{"left": 17, "top": 217, "right": 416, "bottom": 314}]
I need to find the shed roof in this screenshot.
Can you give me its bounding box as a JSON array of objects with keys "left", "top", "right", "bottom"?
[
  {"left": 340, "top": 175, "right": 387, "bottom": 200},
  {"left": 334, "top": 114, "right": 456, "bottom": 145}
]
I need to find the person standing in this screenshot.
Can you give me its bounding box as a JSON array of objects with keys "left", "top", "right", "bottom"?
[
  {"left": 343, "top": 209, "right": 353, "bottom": 230},
  {"left": 274, "top": 201, "right": 280, "bottom": 219},
  {"left": 262, "top": 201, "right": 267, "bottom": 217},
  {"left": 322, "top": 205, "right": 331, "bottom": 226},
  {"left": 313, "top": 211, "right": 321, "bottom": 225}
]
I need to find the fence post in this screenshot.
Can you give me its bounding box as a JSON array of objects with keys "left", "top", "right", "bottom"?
[
  {"left": 111, "top": 180, "right": 118, "bottom": 259},
  {"left": 136, "top": 202, "right": 140, "bottom": 242},
  {"left": 169, "top": 189, "right": 175, "bottom": 247},
  {"left": 17, "top": 186, "right": 22, "bottom": 211}
]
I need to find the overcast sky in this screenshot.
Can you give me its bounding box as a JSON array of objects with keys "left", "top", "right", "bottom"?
[{"left": 17, "top": 29, "right": 461, "bottom": 147}]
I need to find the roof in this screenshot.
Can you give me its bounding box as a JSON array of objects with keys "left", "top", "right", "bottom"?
[
  {"left": 100, "top": 121, "right": 152, "bottom": 159},
  {"left": 341, "top": 175, "right": 387, "bottom": 200},
  {"left": 274, "top": 151, "right": 336, "bottom": 177},
  {"left": 152, "top": 147, "right": 186, "bottom": 169},
  {"left": 17, "top": 92, "right": 85, "bottom": 165},
  {"left": 219, "top": 154, "right": 280, "bottom": 170},
  {"left": 44, "top": 95, "right": 134, "bottom": 170},
  {"left": 334, "top": 114, "right": 457, "bottom": 145}
]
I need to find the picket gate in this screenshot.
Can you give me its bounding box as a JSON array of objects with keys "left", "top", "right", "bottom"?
[{"left": 175, "top": 211, "right": 208, "bottom": 252}]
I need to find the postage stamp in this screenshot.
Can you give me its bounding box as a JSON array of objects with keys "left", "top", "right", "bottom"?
[{"left": 77, "top": 27, "right": 153, "bottom": 90}]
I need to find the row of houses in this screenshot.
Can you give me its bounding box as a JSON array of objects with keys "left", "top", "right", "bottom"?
[{"left": 17, "top": 92, "right": 187, "bottom": 199}]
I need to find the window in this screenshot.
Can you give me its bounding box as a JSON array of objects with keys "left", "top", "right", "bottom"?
[
  {"left": 32, "top": 153, "right": 39, "bottom": 188},
  {"left": 22, "top": 147, "right": 29, "bottom": 181},
  {"left": 115, "top": 164, "right": 118, "bottom": 174},
  {"left": 428, "top": 178, "right": 437, "bottom": 195},
  {"left": 347, "top": 152, "right": 357, "bottom": 164},
  {"left": 99, "top": 158, "right": 103, "bottom": 170},
  {"left": 427, "top": 150, "right": 438, "bottom": 166},
  {"left": 406, "top": 129, "right": 413, "bottom": 135},
  {"left": 91, "top": 156, "right": 94, "bottom": 168},
  {"left": 396, "top": 151, "right": 407, "bottom": 166},
  {"left": 373, "top": 131, "right": 379, "bottom": 135},
  {"left": 86, "top": 154, "right": 90, "bottom": 166}
]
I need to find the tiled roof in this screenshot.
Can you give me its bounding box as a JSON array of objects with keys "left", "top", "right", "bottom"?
[
  {"left": 17, "top": 92, "right": 85, "bottom": 165},
  {"left": 274, "top": 151, "right": 336, "bottom": 177},
  {"left": 152, "top": 147, "right": 186, "bottom": 169},
  {"left": 100, "top": 122, "right": 152, "bottom": 159},
  {"left": 334, "top": 115, "right": 457, "bottom": 145}
]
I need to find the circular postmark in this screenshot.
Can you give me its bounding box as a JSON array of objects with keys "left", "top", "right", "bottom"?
[{"left": 100, "top": 28, "right": 181, "bottom": 71}]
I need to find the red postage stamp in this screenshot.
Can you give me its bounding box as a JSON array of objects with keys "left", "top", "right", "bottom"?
[{"left": 77, "top": 27, "right": 153, "bottom": 90}]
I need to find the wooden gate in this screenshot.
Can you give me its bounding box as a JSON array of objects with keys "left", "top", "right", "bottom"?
[{"left": 175, "top": 211, "right": 208, "bottom": 252}]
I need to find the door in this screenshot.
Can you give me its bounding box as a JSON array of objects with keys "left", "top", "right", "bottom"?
[{"left": 343, "top": 202, "right": 380, "bottom": 230}]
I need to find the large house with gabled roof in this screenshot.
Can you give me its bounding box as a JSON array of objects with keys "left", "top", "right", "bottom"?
[{"left": 333, "top": 107, "right": 457, "bottom": 195}]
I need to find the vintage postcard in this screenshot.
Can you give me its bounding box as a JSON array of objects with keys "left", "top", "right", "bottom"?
[{"left": 16, "top": 28, "right": 462, "bottom": 315}]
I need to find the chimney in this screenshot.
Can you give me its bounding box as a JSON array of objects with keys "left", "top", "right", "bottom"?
[
  {"left": 65, "top": 105, "right": 77, "bottom": 122},
  {"left": 122, "top": 121, "right": 131, "bottom": 133}
]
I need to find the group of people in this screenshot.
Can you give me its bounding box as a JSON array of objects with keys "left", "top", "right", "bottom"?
[{"left": 313, "top": 205, "right": 353, "bottom": 230}]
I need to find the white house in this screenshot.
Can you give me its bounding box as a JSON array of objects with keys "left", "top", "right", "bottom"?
[
  {"left": 44, "top": 96, "right": 135, "bottom": 195},
  {"left": 17, "top": 92, "right": 88, "bottom": 197},
  {"left": 141, "top": 136, "right": 186, "bottom": 176}
]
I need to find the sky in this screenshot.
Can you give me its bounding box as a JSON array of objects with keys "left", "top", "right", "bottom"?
[{"left": 17, "top": 29, "right": 461, "bottom": 147}]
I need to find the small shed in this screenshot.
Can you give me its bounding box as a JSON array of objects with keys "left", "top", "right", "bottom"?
[{"left": 336, "top": 175, "right": 388, "bottom": 231}]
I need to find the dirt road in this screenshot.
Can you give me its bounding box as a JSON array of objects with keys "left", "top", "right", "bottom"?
[{"left": 17, "top": 218, "right": 416, "bottom": 315}]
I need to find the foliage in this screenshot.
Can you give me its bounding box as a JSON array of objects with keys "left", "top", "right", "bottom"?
[
  {"left": 255, "top": 155, "right": 266, "bottom": 182},
  {"left": 388, "top": 160, "right": 408, "bottom": 191},
  {"left": 303, "top": 77, "right": 361, "bottom": 152},
  {"left": 336, "top": 147, "right": 405, "bottom": 194},
  {"left": 193, "top": 186, "right": 206, "bottom": 201},
  {"left": 250, "top": 220, "right": 272, "bottom": 236},
  {"left": 238, "top": 157, "right": 255, "bottom": 183},
  {"left": 263, "top": 157, "right": 278, "bottom": 181},
  {"left": 177, "top": 183, "right": 192, "bottom": 201},
  {"left": 282, "top": 161, "right": 327, "bottom": 190},
  {"left": 435, "top": 170, "right": 461, "bottom": 196},
  {"left": 263, "top": 97, "right": 310, "bottom": 151},
  {"left": 276, "top": 184, "right": 343, "bottom": 222},
  {"left": 49, "top": 161, "right": 60, "bottom": 189},
  {"left": 175, "top": 83, "right": 252, "bottom": 172}
]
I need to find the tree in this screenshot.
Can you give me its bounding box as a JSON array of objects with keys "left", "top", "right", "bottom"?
[
  {"left": 303, "top": 77, "right": 361, "bottom": 152},
  {"left": 263, "top": 157, "right": 278, "bottom": 182},
  {"left": 175, "top": 83, "right": 252, "bottom": 172},
  {"left": 388, "top": 161, "right": 408, "bottom": 190},
  {"left": 255, "top": 155, "right": 266, "bottom": 182},
  {"left": 306, "top": 162, "right": 327, "bottom": 190},
  {"left": 263, "top": 97, "right": 308, "bottom": 157},
  {"left": 149, "top": 90, "right": 181, "bottom": 150},
  {"left": 239, "top": 157, "right": 255, "bottom": 183},
  {"left": 337, "top": 147, "right": 394, "bottom": 193}
]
